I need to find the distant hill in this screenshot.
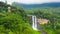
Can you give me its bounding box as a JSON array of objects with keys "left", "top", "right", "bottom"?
[{"left": 12, "top": 2, "right": 60, "bottom": 8}]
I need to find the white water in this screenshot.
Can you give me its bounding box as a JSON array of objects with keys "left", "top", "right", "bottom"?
[{"left": 32, "top": 16, "right": 38, "bottom": 30}]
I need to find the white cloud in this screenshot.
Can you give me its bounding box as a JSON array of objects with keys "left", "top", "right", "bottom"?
[{"left": 0, "top": 0, "right": 60, "bottom": 4}]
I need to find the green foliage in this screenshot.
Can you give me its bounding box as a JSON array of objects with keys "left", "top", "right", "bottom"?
[
  {"left": 0, "top": 12, "right": 40, "bottom": 34},
  {"left": 25, "top": 8, "right": 60, "bottom": 34},
  {"left": 0, "top": 2, "right": 40, "bottom": 34}
]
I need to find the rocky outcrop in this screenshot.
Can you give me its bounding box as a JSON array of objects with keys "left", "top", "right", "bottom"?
[{"left": 37, "top": 18, "right": 49, "bottom": 25}]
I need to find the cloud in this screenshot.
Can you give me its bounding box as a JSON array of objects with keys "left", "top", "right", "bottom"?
[{"left": 0, "top": 0, "right": 60, "bottom": 4}]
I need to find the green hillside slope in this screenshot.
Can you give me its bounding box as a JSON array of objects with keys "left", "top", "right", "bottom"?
[{"left": 0, "top": 2, "right": 40, "bottom": 34}]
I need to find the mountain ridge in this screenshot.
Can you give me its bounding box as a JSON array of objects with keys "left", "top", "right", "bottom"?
[{"left": 12, "top": 2, "right": 60, "bottom": 8}]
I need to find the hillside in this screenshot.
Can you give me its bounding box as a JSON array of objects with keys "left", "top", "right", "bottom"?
[
  {"left": 0, "top": 2, "right": 40, "bottom": 34},
  {"left": 1, "top": 1, "right": 60, "bottom": 34},
  {"left": 12, "top": 2, "right": 60, "bottom": 8},
  {"left": 25, "top": 7, "right": 60, "bottom": 34},
  {"left": 12, "top": 2, "right": 60, "bottom": 34}
]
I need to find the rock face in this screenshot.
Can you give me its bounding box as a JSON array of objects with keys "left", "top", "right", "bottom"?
[{"left": 37, "top": 18, "right": 49, "bottom": 25}]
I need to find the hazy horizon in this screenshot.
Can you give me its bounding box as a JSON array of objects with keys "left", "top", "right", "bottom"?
[{"left": 0, "top": 0, "right": 60, "bottom": 4}]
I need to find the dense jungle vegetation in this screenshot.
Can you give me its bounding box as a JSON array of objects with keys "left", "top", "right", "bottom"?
[
  {"left": 25, "top": 8, "right": 60, "bottom": 34},
  {"left": 0, "top": 1, "right": 60, "bottom": 34},
  {"left": 0, "top": 2, "right": 40, "bottom": 34}
]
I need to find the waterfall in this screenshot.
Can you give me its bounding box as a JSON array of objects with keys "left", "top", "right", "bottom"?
[{"left": 32, "top": 16, "right": 38, "bottom": 30}]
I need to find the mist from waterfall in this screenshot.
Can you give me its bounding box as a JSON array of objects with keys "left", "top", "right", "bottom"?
[{"left": 32, "top": 16, "right": 38, "bottom": 30}]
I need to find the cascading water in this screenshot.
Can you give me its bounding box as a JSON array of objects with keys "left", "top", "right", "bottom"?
[{"left": 32, "top": 16, "right": 38, "bottom": 30}]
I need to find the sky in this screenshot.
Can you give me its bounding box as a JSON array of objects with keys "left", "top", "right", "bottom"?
[{"left": 0, "top": 0, "right": 60, "bottom": 4}]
